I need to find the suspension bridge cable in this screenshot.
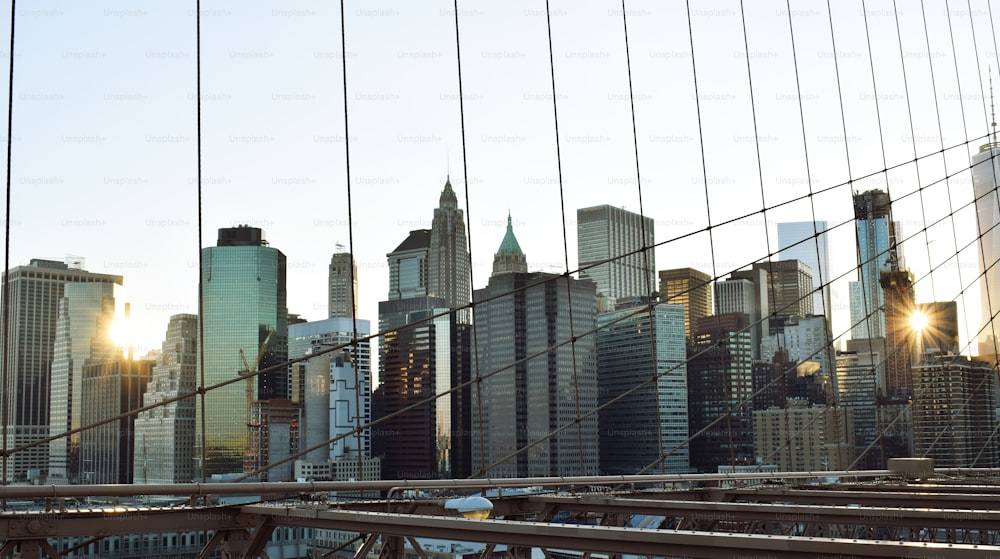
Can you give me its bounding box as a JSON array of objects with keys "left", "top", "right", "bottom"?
[
  {"left": 620, "top": 0, "right": 666, "bottom": 476},
  {"left": 543, "top": 0, "right": 587, "bottom": 477},
  {"left": 0, "top": 0, "right": 14, "bottom": 498},
  {"left": 195, "top": 0, "right": 207, "bottom": 484}
]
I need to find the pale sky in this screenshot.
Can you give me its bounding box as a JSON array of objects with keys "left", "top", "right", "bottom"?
[{"left": 3, "top": 0, "right": 998, "bottom": 370}]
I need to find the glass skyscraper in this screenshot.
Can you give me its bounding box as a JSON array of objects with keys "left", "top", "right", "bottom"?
[
  {"left": 0, "top": 259, "right": 120, "bottom": 483},
  {"left": 428, "top": 179, "right": 471, "bottom": 323},
  {"left": 849, "top": 190, "right": 896, "bottom": 340},
  {"left": 597, "top": 302, "right": 689, "bottom": 474},
  {"left": 49, "top": 281, "right": 122, "bottom": 482},
  {"left": 199, "top": 226, "right": 287, "bottom": 477},
  {"left": 577, "top": 204, "right": 656, "bottom": 308},
  {"left": 778, "top": 221, "right": 831, "bottom": 318},
  {"left": 972, "top": 142, "right": 1000, "bottom": 355}
]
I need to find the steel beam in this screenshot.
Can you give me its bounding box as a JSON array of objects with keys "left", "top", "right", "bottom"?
[{"left": 242, "top": 505, "right": 1000, "bottom": 558}]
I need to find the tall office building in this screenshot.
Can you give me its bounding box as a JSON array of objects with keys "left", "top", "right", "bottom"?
[
  {"left": 387, "top": 230, "right": 431, "bottom": 302},
  {"left": 199, "top": 226, "right": 288, "bottom": 476},
  {"left": 473, "top": 273, "right": 599, "bottom": 477},
  {"left": 328, "top": 248, "right": 358, "bottom": 319},
  {"left": 428, "top": 179, "right": 471, "bottom": 323},
  {"left": 912, "top": 353, "right": 998, "bottom": 467},
  {"left": 597, "top": 301, "right": 689, "bottom": 474},
  {"left": 778, "top": 221, "right": 831, "bottom": 318},
  {"left": 577, "top": 204, "right": 656, "bottom": 308},
  {"left": 79, "top": 357, "right": 154, "bottom": 484},
  {"left": 715, "top": 267, "right": 768, "bottom": 359},
  {"left": 0, "top": 259, "right": 120, "bottom": 483},
  {"left": 836, "top": 339, "right": 885, "bottom": 469},
  {"left": 849, "top": 190, "right": 898, "bottom": 340},
  {"left": 880, "top": 268, "right": 915, "bottom": 399},
  {"left": 288, "top": 317, "right": 373, "bottom": 463},
  {"left": 658, "top": 267, "right": 712, "bottom": 341},
  {"left": 49, "top": 281, "right": 123, "bottom": 482},
  {"left": 687, "top": 314, "right": 755, "bottom": 473},
  {"left": 378, "top": 305, "right": 470, "bottom": 480},
  {"left": 132, "top": 314, "right": 199, "bottom": 484},
  {"left": 752, "top": 260, "right": 814, "bottom": 323},
  {"left": 914, "top": 301, "right": 959, "bottom": 357},
  {"left": 473, "top": 225, "right": 599, "bottom": 478},
  {"left": 972, "top": 141, "right": 1000, "bottom": 355}
]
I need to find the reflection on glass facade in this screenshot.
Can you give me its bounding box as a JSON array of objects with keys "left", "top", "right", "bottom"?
[
  {"left": 0, "top": 259, "right": 120, "bottom": 483},
  {"left": 199, "top": 227, "right": 287, "bottom": 477},
  {"left": 778, "top": 221, "right": 831, "bottom": 317},
  {"left": 597, "top": 302, "right": 689, "bottom": 475},
  {"left": 687, "top": 313, "right": 754, "bottom": 473},
  {"left": 377, "top": 301, "right": 470, "bottom": 480},
  {"left": 49, "top": 281, "right": 122, "bottom": 482},
  {"left": 972, "top": 144, "right": 1000, "bottom": 354},
  {"left": 850, "top": 190, "right": 895, "bottom": 340},
  {"left": 473, "top": 272, "right": 599, "bottom": 478}
]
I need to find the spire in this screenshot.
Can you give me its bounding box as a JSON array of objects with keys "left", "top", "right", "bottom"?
[
  {"left": 493, "top": 211, "right": 527, "bottom": 276},
  {"left": 438, "top": 176, "right": 458, "bottom": 208}
]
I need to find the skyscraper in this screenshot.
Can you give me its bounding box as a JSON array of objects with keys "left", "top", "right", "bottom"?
[
  {"left": 912, "top": 354, "right": 998, "bottom": 467},
  {"left": 597, "top": 301, "right": 689, "bottom": 474},
  {"left": 132, "top": 314, "right": 198, "bottom": 484},
  {"left": 49, "top": 281, "right": 123, "bottom": 482},
  {"left": 687, "top": 314, "right": 755, "bottom": 473},
  {"left": 199, "top": 226, "right": 288, "bottom": 476},
  {"left": 778, "top": 221, "right": 831, "bottom": 318},
  {"left": 0, "top": 259, "right": 120, "bottom": 483},
  {"left": 658, "top": 267, "right": 712, "bottom": 341},
  {"left": 288, "top": 317, "right": 373, "bottom": 464},
  {"left": 577, "top": 204, "right": 656, "bottom": 308},
  {"left": 715, "top": 267, "right": 768, "bottom": 359},
  {"left": 849, "top": 190, "right": 898, "bottom": 340},
  {"left": 328, "top": 248, "right": 358, "bottom": 319},
  {"left": 428, "top": 179, "right": 471, "bottom": 323},
  {"left": 378, "top": 221, "right": 471, "bottom": 480},
  {"left": 473, "top": 223, "right": 599, "bottom": 478},
  {"left": 79, "top": 356, "right": 154, "bottom": 484},
  {"left": 971, "top": 141, "right": 1000, "bottom": 355},
  {"left": 752, "top": 260, "right": 814, "bottom": 323}
]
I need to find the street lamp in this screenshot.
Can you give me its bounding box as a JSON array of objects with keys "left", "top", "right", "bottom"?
[{"left": 444, "top": 496, "right": 493, "bottom": 520}]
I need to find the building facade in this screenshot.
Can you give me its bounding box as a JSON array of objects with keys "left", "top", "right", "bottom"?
[
  {"left": 79, "top": 357, "right": 154, "bottom": 484},
  {"left": 0, "top": 259, "right": 121, "bottom": 483},
  {"left": 132, "top": 314, "right": 198, "bottom": 484},
  {"left": 428, "top": 179, "right": 471, "bottom": 323},
  {"left": 199, "top": 226, "right": 288, "bottom": 477},
  {"left": 753, "top": 401, "right": 854, "bottom": 471},
  {"left": 971, "top": 141, "right": 1000, "bottom": 355},
  {"left": 912, "top": 354, "right": 998, "bottom": 468},
  {"left": 327, "top": 249, "right": 358, "bottom": 319},
  {"left": 597, "top": 301, "right": 689, "bottom": 474},
  {"left": 473, "top": 270, "right": 599, "bottom": 478},
  {"left": 49, "top": 281, "right": 123, "bottom": 482},
  {"left": 657, "top": 267, "right": 712, "bottom": 341},
  {"left": 687, "top": 314, "right": 755, "bottom": 473},
  {"left": 778, "top": 221, "right": 832, "bottom": 318},
  {"left": 577, "top": 204, "right": 656, "bottom": 309},
  {"left": 849, "top": 190, "right": 897, "bottom": 340}
]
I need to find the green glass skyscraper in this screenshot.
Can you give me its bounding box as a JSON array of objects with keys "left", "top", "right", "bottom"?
[{"left": 199, "top": 226, "right": 287, "bottom": 477}]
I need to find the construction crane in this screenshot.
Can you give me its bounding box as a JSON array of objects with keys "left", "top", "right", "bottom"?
[{"left": 239, "top": 330, "right": 275, "bottom": 463}]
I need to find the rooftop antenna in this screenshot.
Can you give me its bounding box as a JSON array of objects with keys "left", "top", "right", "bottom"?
[{"left": 992, "top": 66, "right": 997, "bottom": 143}]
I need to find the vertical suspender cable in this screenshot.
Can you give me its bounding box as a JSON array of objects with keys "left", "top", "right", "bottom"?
[
  {"left": 1, "top": 0, "right": 15, "bottom": 500},
  {"left": 195, "top": 0, "right": 207, "bottom": 483}
]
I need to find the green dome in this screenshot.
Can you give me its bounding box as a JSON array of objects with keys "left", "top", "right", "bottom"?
[{"left": 496, "top": 213, "right": 523, "bottom": 256}]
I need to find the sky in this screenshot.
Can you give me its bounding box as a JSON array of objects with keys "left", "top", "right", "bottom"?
[{"left": 3, "top": 0, "right": 999, "bottom": 370}]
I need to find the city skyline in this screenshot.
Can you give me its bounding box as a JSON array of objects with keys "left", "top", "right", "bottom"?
[{"left": 0, "top": 1, "right": 995, "bottom": 373}]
